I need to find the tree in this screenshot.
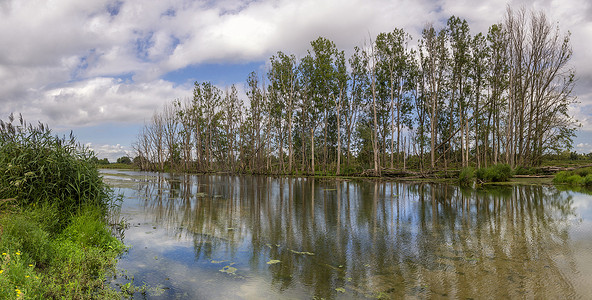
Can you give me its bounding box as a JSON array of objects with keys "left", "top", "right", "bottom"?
[
  {"left": 447, "top": 16, "right": 471, "bottom": 168},
  {"left": 419, "top": 24, "right": 448, "bottom": 170},
  {"left": 504, "top": 7, "right": 577, "bottom": 166},
  {"left": 375, "top": 28, "right": 414, "bottom": 169},
  {"left": 268, "top": 52, "right": 299, "bottom": 173},
  {"left": 117, "top": 156, "right": 132, "bottom": 164},
  {"left": 245, "top": 71, "right": 265, "bottom": 172},
  {"left": 344, "top": 46, "right": 368, "bottom": 167}
]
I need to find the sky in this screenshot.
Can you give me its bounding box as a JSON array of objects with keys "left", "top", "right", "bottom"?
[{"left": 1, "top": 0, "right": 591, "bottom": 162}]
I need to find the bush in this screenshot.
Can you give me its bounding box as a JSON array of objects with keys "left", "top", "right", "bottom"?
[
  {"left": 0, "top": 115, "right": 126, "bottom": 298},
  {"left": 459, "top": 167, "right": 475, "bottom": 185},
  {"left": 566, "top": 175, "right": 583, "bottom": 185},
  {"left": 116, "top": 156, "right": 132, "bottom": 164},
  {"left": 0, "top": 208, "right": 124, "bottom": 299},
  {"left": 553, "top": 168, "right": 592, "bottom": 187},
  {"left": 513, "top": 166, "right": 538, "bottom": 175},
  {"left": 475, "top": 164, "right": 512, "bottom": 182},
  {"left": 575, "top": 167, "right": 592, "bottom": 177},
  {"left": 553, "top": 171, "right": 569, "bottom": 184},
  {"left": 0, "top": 114, "right": 112, "bottom": 219}
]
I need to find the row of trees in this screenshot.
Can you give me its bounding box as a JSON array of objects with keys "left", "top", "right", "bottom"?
[{"left": 134, "top": 8, "right": 577, "bottom": 175}]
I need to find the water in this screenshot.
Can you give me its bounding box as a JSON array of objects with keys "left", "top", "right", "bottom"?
[{"left": 102, "top": 169, "right": 592, "bottom": 299}]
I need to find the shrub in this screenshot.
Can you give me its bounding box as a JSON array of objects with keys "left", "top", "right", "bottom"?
[
  {"left": 553, "top": 171, "right": 569, "bottom": 184},
  {"left": 475, "top": 164, "right": 512, "bottom": 182},
  {"left": 553, "top": 168, "right": 592, "bottom": 187},
  {"left": 0, "top": 114, "right": 112, "bottom": 220},
  {"left": 459, "top": 167, "right": 475, "bottom": 185},
  {"left": 0, "top": 114, "right": 126, "bottom": 299},
  {"left": 513, "top": 166, "right": 538, "bottom": 175},
  {"left": 575, "top": 167, "right": 592, "bottom": 177},
  {"left": 565, "top": 175, "right": 583, "bottom": 185}
]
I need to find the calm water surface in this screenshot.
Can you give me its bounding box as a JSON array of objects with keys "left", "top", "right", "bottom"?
[{"left": 102, "top": 169, "right": 592, "bottom": 299}]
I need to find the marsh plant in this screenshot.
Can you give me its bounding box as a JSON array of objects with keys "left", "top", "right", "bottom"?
[
  {"left": 553, "top": 167, "right": 592, "bottom": 186},
  {"left": 0, "top": 114, "right": 126, "bottom": 299},
  {"left": 0, "top": 114, "right": 111, "bottom": 217},
  {"left": 459, "top": 164, "right": 513, "bottom": 185}
]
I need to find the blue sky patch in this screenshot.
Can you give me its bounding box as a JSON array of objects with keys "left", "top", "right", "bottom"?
[{"left": 163, "top": 61, "right": 266, "bottom": 87}]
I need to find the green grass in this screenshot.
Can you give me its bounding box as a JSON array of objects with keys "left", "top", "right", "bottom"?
[
  {"left": 0, "top": 206, "right": 125, "bottom": 299},
  {"left": 459, "top": 167, "right": 475, "bottom": 186},
  {"left": 0, "top": 114, "right": 130, "bottom": 299},
  {"left": 98, "top": 163, "right": 138, "bottom": 170},
  {"left": 553, "top": 167, "right": 592, "bottom": 186},
  {"left": 459, "top": 164, "right": 512, "bottom": 185}
]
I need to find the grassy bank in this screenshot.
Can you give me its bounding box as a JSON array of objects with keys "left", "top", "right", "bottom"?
[
  {"left": 0, "top": 115, "right": 126, "bottom": 299},
  {"left": 553, "top": 167, "right": 592, "bottom": 186}
]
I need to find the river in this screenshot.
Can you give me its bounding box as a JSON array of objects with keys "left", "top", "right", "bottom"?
[{"left": 102, "top": 169, "right": 592, "bottom": 299}]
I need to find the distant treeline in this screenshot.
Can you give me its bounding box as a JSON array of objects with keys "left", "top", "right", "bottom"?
[{"left": 134, "top": 7, "right": 577, "bottom": 175}]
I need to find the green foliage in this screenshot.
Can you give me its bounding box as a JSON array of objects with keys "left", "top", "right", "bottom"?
[
  {"left": 475, "top": 164, "right": 512, "bottom": 182},
  {"left": 513, "top": 166, "right": 539, "bottom": 175},
  {"left": 340, "top": 164, "right": 364, "bottom": 176},
  {"left": 0, "top": 114, "right": 112, "bottom": 217},
  {"left": 116, "top": 156, "right": 132, "bottom": 164},
  {"left": 62, "top": 206, "right": 125, "bottom": 252},
  {"left": 459, "top": 167, "right": 475, "bottom": 185},
  {"left": 554, "top": 167, "right": 592, "bottom": 186},
  {"left": 0, "top": 115, "right": 126, "bottom": 299},
  {"left": 574, "top": 167, "right": 592, "bottom": 177},
  {"left": 0, "top": 207, "right": 124, "bottom": 299},
  {"left": 0, "top": 214, "right": 53, "bottom": 266},
  {"left": 553, "top": 171, "right": 569, "bottom": 184},
  {"left": 91, "top": 157, "right": 110, "bottom": 165},
  {"left": 0, "top": 250, "right": 44, "bottom": 299},
  {"left": 461, "top": 164, "right": 512, "bottom": 184}
]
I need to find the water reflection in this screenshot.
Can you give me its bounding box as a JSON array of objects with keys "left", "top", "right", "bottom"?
[{"left": 104, "top": 170, "right": 590, "bottom": 299}]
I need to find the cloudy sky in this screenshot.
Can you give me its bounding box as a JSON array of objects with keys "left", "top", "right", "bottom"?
[{"left": 1, "top": 0, "right": 591, "bottom": 161}]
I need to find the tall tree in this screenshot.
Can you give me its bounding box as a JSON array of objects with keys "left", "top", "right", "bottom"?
[
  {"left": 268, "top": 52, "right": 299, "bottom": 173},
  {"left": 375, "top": 28, "right": 414, "bottom": 169},
  {"left": 419, "top": 24, "right": 448, "bottom": 169}
]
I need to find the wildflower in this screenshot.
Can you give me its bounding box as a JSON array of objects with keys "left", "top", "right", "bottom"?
[
  {"left": 0, "top": 270, "right": 3, "bottom": 274},
  {"left": 2, "top": 253, "right": 6, "bottom": 256},
  {"left": 15, "top": 252, "right": 21, "bottom": 256},
  {"left": 28, "top": 264, "right": 33, "bottom": 267},
  {"left": 25, "top": 275, "right": 29, "bottom": 278}
]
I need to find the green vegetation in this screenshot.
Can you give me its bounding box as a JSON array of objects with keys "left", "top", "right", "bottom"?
[
  {"left": 0, "top": 115, "right": 127, "bottom": 299},
  {"left": 475, "top": 164, "right": 512, "bottom": 183},
  {"left": 459, "top": 164, "right": 513, "bottom": 185},
  {"left": 134, "top": 8, "right": 577, "bottom": 177},
  {"left": 459, "top": 167, "right": 476, "bottom": 185},
  {"left": 116, "top": 156, "right": 132, "bottom": 164},
  {"left": 98, "top": 163, "right": 137, "bottom": 170},
  {"left": 553, "top": 167, "right": 592, "bottom": 187}
]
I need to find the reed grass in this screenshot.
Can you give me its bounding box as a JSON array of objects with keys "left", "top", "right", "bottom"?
[{"left": 0, "top": 114, "right": 125, "bottom": 299}]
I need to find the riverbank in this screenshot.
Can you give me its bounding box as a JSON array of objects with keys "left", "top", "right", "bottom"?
[
  {"left": 0, "top": 204, "right": 125, "bottom": 299},
  {"left": 0, "top": 117, "right": 127, "bottom": 299}
]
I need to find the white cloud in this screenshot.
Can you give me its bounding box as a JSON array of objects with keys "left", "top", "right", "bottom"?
[
  {"left": 24, "top": 77, "right": 191, "bottom": 127},
  {"left": 0, "top": 0, "right": 591, "bottom": 150},
  {"left": 87, "top": 142, "right": 132, "bottom": 162},
  {"left": 576, "top": 143, "right": 592, "bottom": 154}
]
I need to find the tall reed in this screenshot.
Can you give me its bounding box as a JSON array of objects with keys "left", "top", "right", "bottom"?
[{"left": 0, "top": 114, "right": 111, "bottom": 224}]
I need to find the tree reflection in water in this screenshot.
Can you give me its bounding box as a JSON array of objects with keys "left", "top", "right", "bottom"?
[{"left": 128, "top": 173, "right": 580, "bottom": 299}]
